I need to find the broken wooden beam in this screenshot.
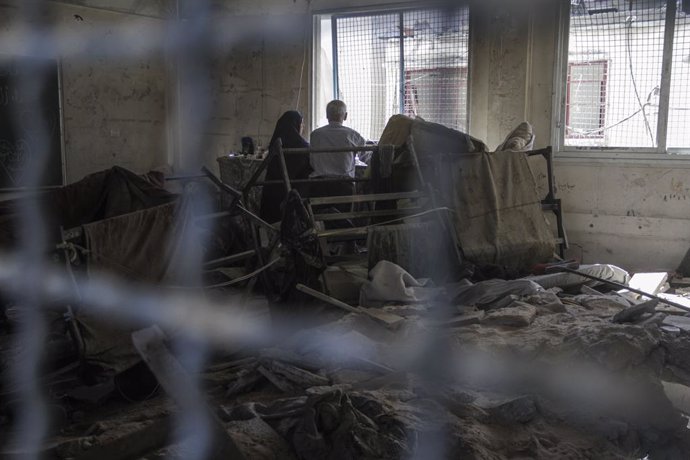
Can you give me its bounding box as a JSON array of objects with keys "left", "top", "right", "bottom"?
[
  {"left": 132, "top": 326, "right": 247, "bottom": 460},
  {"left": 295, "top": 283, "right": 404, "bottom": 329}
]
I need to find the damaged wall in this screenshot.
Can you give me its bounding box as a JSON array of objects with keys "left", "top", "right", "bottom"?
[
  {"left": 556, "top": 161, "right": 690, "bottom": 271},
  {"left": 470, "top": 0, "right": 690, "bottom": 271},
  {"left": 3, "top": 0, "right": 685, "bottom": 270},
  {"left": 0, "top": 1, "right": 168, "bottom": 184},
  {"left": 201, "top": 14, "right": 311, "bottom": 169}
]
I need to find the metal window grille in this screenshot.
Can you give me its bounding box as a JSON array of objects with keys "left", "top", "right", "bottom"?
[
  {"left": 333, "top": 6, "right": 469, "bottom": 140},
  {"left": 566, "top": 0, "right": 667, "bottom": 148},
  {"left": 667, "top": 1, "right": 690, "bottom": 148},
  {"left": 565, "top": 0, "right": 690, "bottom": 151},
  {"left": 566, "top": 61, "right": 608, "bottom": 139}
]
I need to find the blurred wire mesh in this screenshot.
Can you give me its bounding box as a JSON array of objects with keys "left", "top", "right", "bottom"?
[{"left": 0, "top": 1, "right": 689, "bottom": 460}]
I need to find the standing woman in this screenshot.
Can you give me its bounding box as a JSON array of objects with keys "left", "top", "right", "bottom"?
[{"left": 259, "top": 111, "right": 311, "bottom": 223}]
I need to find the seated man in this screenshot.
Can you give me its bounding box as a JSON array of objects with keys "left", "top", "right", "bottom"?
[
  {"left": 309, "top": 99, "right": 367, "bottom": 179},
  {"left": 309, "top": 100, "right": 368, "bottom": 213}
]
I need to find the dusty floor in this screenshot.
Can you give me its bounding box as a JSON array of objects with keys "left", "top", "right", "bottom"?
[{"left": 3, "top": 279, "right": 690, "bottom": 459}]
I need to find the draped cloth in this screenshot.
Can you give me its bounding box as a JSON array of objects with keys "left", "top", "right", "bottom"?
[{"left": 260, "top": 111, "right": 311, "bottom": 223}]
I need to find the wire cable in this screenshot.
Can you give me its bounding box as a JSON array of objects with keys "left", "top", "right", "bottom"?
[{"left": 625, "top": 16, "right": 656, "bottom": 145}]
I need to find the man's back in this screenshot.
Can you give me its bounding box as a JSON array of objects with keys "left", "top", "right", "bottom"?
[{"left": 309, "top": 122, "right": 365, "bottom": 178}]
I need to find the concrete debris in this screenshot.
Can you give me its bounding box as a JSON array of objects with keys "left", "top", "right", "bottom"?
[
  {"left": 527, "top": 264, "right": 630, "bottom": 290},
  {"left": 661, "top": 325, "right": 682, "bottom": 335},
  {"left": 612, "top": 299, "right": 659, "bottom": 323},
  {"left": 448, "top": 278, "right": 543, "bottom": 309},
  {"left": 631, "top": 272, "right": 669, "bottom": 295},
  {"left": 662, "top": 315, "right": 690, "bottom": 333},
  {"left": 444, "top": 311, "right": 485, "bottom": 327},
  {"left": 6, "top": 257, "right": 690, "bottom": 459},
  {"left": 476, "top": 395, "right": 538, "bottom": 424},
  {"left": 483, "top": 302, "right": 537, "bottom": 327}
]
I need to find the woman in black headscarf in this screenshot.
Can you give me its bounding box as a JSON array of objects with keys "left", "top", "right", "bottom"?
[{"left": 259, "top": 110, "right": 312, "bottom": 223}]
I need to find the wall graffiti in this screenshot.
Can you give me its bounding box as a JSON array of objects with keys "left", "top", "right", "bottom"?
[{"left": 0, "top": 56, "right": 63, "bottom": 188}]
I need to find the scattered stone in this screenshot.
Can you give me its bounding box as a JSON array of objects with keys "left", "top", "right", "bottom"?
[
  {"left": 445, "top": 311, "right": 485, "bottom": 327},
  {"left": 612, "top": 299, "right": 658, "bottom": 324},
  {"left": 662, "top": 315, "right": 690, "bottom": 333},
  {"left": 580, "top": 285, "right": 602, "bottom": 295},
  {"left": 264, "top": 359, "right": 330, "bottom": 388},
  {"left": 477, "top": 395, "right": 537, "bottom": 424},
  {"left": 257, "top": 366, "right": 298, "bottom": 393},
  {"left": 526, "top": 291, "right": 562, "bottom": 306},
  {"left": 483, "top": 303, "right": 537, "bottom": 327},
  {"left": 227, "top": 416, "right": 296, "bottom": 460},
  {"left": 383, "top": 304, "right": 429, "bottom": 317},
  {"left": 576, "top": 295, "right": 630, "bottom": 311},
  {"left": 661, "top": 325, "right": 682, "bottom": 335},
  {"left": 226, "top": 367, "right": 264, "bottom": 397},
  {"left": 639, "top": 313, "right": 666, "bottom": 327},
  {"left": 536, "top": 302, "right": 567, "bottom": 314}
]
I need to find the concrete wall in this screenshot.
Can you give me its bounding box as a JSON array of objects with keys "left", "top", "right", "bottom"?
[
  {"left": 207, "top": 0, "right": 690, "bottom": 271},
  {"left": 202, "top": 14, "right": 311, "bottom": 168},
  {"left": 3, "top": 0, "right": 687, "bottom": 271},
  {"left": 556, "top": 159, "right": 690, "bottom": 271},
  {"left": 0, "top": 1, "right": 169, "bottom": 184}
]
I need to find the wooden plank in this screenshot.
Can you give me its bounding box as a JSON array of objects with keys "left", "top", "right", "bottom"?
[
  {"left": 316, "top": 228, "right": 368, "bottom": 239},
  {"left": 308, "top": 191, "right": 424, "bottom": 206},
  {"left": 204, "top": 250, "right": 256, "bottom": 269},
  {"left": 295, "top": 284, "right": 404, "bottom": 329},
  {"left": 295, "top": 283, "right": 358, "bottom": 313},
  {"left": 313, "top": 207, "right": 421, "bottom": 222},
  {"left": 132, "top": 326, "right": 247, "bottom": 460}
]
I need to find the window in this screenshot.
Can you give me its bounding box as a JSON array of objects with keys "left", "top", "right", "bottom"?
[
  {"left": 313, "top": 6, "right": 470, "bottom": 141},
  {"left": 566, "top": 61, "right": 608, "bottom": 140},
  {"left": 562, "top": 0, "right": 690, "bottom": 152}
]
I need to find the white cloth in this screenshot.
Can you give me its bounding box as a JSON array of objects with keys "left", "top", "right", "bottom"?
[
  {"left": 309, "top": 121, "right": 366, "bottom": 178},
  {"left": 359, "top": 260, "right": 442, "bottom": 307}
]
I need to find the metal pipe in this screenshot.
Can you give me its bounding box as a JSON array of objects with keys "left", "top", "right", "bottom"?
[{"left": 549, "top": 266, "right": 690, "bottom": 313}]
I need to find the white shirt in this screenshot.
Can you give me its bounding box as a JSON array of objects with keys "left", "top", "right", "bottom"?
[{"left": 309, "top": 122, "right": 366, "bottom": 178}]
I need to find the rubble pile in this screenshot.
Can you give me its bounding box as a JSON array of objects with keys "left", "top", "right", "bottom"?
[{"left": 3, "top": 266, "right": 689, "bottom": 459}]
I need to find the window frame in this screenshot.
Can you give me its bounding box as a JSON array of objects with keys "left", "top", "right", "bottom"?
[
  {"left": 311, "top": 2, "right": 471, "bottom": 137},
  {"left": 554, "top": 0, "right": 690, "bottom": 158}
]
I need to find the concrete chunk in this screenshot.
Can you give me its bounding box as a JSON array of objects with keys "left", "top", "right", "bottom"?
[{"left": 483, "top": 303, "right": 537, "bottom": 327}]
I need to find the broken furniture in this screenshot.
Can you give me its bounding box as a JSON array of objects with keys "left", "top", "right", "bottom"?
[
  {"left": 527, "top": 146, "right": 568, "bottom": 258},
  {"left": 242, "top": 139, "right": 464, "bottom": 290},
  {"left": 420, "top": 144, "right": 566, "bottom": 272},
  {"left": 217, "top": 154, "right": 266, "bottom": 214}
]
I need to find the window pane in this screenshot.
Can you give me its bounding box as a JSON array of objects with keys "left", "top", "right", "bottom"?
[
  {"left": 667, "top": 0, "right": 690, "bottom": 149},
  {"left": 566, "top": 1, "right": 665, "bottom": 148},
  {"left": 335, "top": 13, "right": 400, "bottom": 141},
  {"left": 402, "top": 8, "right": 469, "bottom": 131},
  {"left": 333, "top": 7, "right": 469, "bottom": 140},
  {"left": 567, "top": 61, "right": 607, "bottom": 138}
]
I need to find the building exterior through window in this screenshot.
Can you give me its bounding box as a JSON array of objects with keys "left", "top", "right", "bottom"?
[
  {"left": 564, "top": 0, "right": 690, "bottom": 151},
  {"left": 314, "top": 6, "right": 470, "bottom": 141}
]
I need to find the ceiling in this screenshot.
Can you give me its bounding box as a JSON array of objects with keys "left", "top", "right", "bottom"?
[{"left": 47, "top": 0, "right": 173, "bottom": 17}]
